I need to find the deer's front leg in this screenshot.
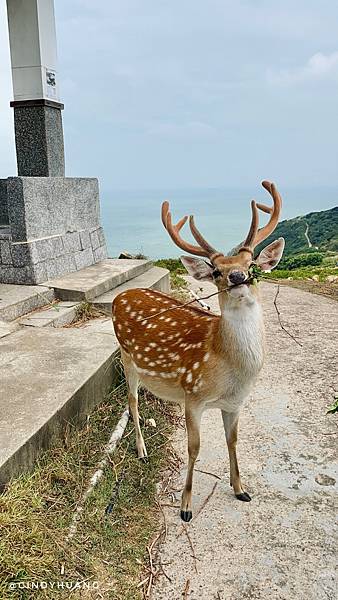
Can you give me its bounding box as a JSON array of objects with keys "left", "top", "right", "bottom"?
[
  {"left": 221, "top": 411, "right": 251, "bottom": 502},
  {"left": 181, "top": 405, "right": 202, "bottom": 522}
]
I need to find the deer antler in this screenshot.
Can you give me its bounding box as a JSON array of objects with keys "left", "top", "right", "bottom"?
[
  {"left": 241, "top": 181, "right": 282, "bottom": 251},
  {"left": 161, "top": 201, "right": 220, "bottom": 258}
]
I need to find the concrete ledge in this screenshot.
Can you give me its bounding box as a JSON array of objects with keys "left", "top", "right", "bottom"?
[
  {"left": 0, "top": 323, "right": 120, "bottom": 488},
  {"left": 0, "top": 283, "right": 55, "bottom": 321},
  {"left": 44, "top": 258, "right": 153, "bottom": 301},
  {"left": 93, "top": 266, "right": 170, "bottom": 314},
  {"left": 19, "top": 301, "right": 79, "bottom": 328}
]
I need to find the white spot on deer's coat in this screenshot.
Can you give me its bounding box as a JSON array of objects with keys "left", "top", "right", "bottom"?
[
  {"left": 203, "top": 352, "right": 210, "bottom": 362},
  {"left": 193, "top": 362, "right": 200, "bottom": 370},
  {"left": 186, "top": 372, "right": 192, "bottom": 383}
]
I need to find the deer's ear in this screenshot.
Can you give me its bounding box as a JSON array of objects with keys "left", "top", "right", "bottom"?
[
  {"left": 255, "top": 238, "right": 285, "bottom": 272},
  {"left": 180, "top": 256, "right": 214, "bottom": 282}
]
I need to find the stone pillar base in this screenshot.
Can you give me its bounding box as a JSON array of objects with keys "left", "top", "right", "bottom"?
[
  {"left": 11, "top": 100, "right": 65, "bottom": 177},
  {"left": 0, "top": 177, "right": 108, "bottom": 284}
]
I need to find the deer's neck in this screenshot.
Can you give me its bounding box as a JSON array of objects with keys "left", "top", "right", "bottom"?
[{"left": 217, "top": 296, "right": 265, "bottom": 374}]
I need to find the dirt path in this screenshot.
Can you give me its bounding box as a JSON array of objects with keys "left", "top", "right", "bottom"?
[{"left": 152, "top": 281, "right": 338, "bottom": 600}]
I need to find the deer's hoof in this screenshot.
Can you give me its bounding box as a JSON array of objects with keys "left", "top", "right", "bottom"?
[
  {"left": 235, "top": 492, "right": 251, "bottom": 502},
  {"left": 180, "top": 510, "right": 193, "bottom": 522},
  {"left": 139, "top": 456, "right": 148, "bottom": 464}
]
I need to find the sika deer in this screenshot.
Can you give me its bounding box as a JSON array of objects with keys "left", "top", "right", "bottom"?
[{"left": 113, "top": 181, "right": 284, "bottom": 521}]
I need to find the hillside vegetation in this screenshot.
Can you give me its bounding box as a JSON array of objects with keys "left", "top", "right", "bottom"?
[{"left": 255, "top": 205, "right": 338, "bottom": 256}]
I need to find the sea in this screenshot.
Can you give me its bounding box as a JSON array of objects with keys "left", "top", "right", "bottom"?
[{"left": 100, "top": 187, "right": 338, "bottom": 259}]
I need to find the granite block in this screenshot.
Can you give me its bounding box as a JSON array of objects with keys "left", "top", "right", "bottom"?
[
  {"left": 0, "top": 265, "right": 33, "bottom": 284},
  {"left": 0, "top": 240, "right": 12, "bottom": 265},
  {"left": 93, "top": 245, "right": 108, "bottom": 263},
  {"left": 62, "top": 232, "right": 81, "bottom": 253},
  {"left": 7, "top": 177, "right": 100, "bottom": 242},
  {"left": 45, "top": 255, "right": 76, "bottom": 281},
  {"left": 11, "top": 243, "right": 31, "bottom": 267},
  {"left": 0, "top": 227, "right": 11, "bottom": 241},
  {"left": 74, "top": 247, "right": 94, "bottom": 271},
  {"left": 34, "top": 236, "right": 64, "bottom": 261},
  {"left": 90, "top": 228, "right": 100, "bottom": 251},
  {"left": 0, "top": 179, "right": 8, "bottom": 226},
  {"left": 30, "top": 262, "right": 48, "bottom": 284},
  {"left": 79, "top": 230, "right": 91, "bottom": 250},
  {"left": 98, "top": 227, "right": 105, "bottom": 246}
]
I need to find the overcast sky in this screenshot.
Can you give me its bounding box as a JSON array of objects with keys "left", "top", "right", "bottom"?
[{"left": 1, "top": 0, "right": 338, "bottom": 191}]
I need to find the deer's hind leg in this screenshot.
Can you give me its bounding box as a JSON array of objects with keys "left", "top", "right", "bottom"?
[{"left": 121, "top": 351, "right": 148, "bottom": 462}]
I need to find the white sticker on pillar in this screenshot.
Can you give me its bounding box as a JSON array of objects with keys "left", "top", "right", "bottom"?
[{"left": 46, "top": 69, "right": 57, "bottom": 99}]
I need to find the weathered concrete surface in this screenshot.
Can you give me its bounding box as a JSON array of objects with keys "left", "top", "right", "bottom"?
[
  {"left": 0, "top": 283, "right": 55, "bottom": 321},
  {"left": 19, "top": 300, "right": 79, "bottom": 328},
  {"left": 0, "top": 320, "right": 118, "bottom": 487},
  {"left": 0, "top": 320, "right": 19, "bottom": 339},
  {"left": 45, "top": 258, "right": 153, "bottom": 301},
  {"left": 93, "top": 265, "right": 170, "bottom": 314},
  {"left": 152, "top": 281, "right": 338, "bottom": 600}
]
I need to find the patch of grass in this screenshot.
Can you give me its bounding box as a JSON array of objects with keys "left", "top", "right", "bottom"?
[
  {"left": 154, "top": 258, "right": 188, "bottom": 290},
  {"left": 0, "top": 369, "right": 178, "bottom": 599}
]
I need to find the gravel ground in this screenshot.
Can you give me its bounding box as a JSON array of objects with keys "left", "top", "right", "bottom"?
[{"left": 152, "top": 280, "right": 338, "bottom": 600}]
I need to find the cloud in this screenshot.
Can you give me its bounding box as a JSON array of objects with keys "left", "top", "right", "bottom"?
[{"left": 267, "top": 51, "right": 338, "bottom": 86}]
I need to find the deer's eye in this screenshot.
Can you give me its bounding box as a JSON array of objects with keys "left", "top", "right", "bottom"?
[{"left": 212, "top": 269, "right": 222, "bottom": 279}]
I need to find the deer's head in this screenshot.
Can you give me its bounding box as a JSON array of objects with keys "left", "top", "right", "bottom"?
[{"left": 162, "top": 181, "right": 285, "bottom": 305}]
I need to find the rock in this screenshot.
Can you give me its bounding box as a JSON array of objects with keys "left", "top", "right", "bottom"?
[
  {"left": 146, "top": 418, "right": 157, "bottom": 428},
  {"left": 311, "top": 275, "right": 319, "bottom": 282},
  {"left": 326, "top": 275, "right": 338, "bottom": 283},
  {"left": 315, "top": 473, "right": 336, "bottom": 486},
  {"left": 118, "top": 252, "right": 134, "bottom": 259}
]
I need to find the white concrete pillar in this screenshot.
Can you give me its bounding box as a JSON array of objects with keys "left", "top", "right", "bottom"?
[
  {"left": 7, "top": 0, "right": 60, "bottom": 102},
  {"left": 6, "top": 0, "right": 64, "bottom": 176}
]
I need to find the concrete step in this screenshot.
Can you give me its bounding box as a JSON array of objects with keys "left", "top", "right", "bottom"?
[
  {"left": 0, "top": 283, "right": 55, "bottom": 321},
  {"left": 92, "top": 265, "right": 170, "bottom": 314},
  {"left": 0, "top": 320, "right": 119, "bottom": 487},
  {"left": 19, "top": 301, "right": 80, "bottom": 328},
  {"left": 44, "top": 258, "right": 153, "bottom": 301}
]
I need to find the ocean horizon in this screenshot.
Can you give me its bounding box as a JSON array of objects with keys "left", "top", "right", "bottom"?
[{"left": 101, "top": 186, "right": 338, "bottom": 259}]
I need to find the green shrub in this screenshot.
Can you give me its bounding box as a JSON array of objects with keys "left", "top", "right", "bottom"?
[{"left": 277, "top": 252, "right": 323, "bottom": 271}]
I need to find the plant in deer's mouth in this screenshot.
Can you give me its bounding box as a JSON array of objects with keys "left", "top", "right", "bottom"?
[
  {"left": 326, "top": 394, "right": 338, "bottom": 415},
  {"left": 247, "top": 263, "right": 264, "bottom": 286}
]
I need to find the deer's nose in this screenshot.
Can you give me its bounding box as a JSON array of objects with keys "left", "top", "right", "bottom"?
[{"left": 228, "top": 270, "right": 246, "bottom": 285}]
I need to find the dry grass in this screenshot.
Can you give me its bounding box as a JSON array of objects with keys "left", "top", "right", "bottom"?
[
  {"left": 0, "top": 369, "right": 179, "bottom": 600},
  {"left": 64, "top": 302, "right": 105, "bottom": 327}
]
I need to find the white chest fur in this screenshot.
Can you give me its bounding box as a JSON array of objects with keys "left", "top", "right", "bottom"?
[{"left": 206, "top": 299, "right": 265, "bottom": 413}]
